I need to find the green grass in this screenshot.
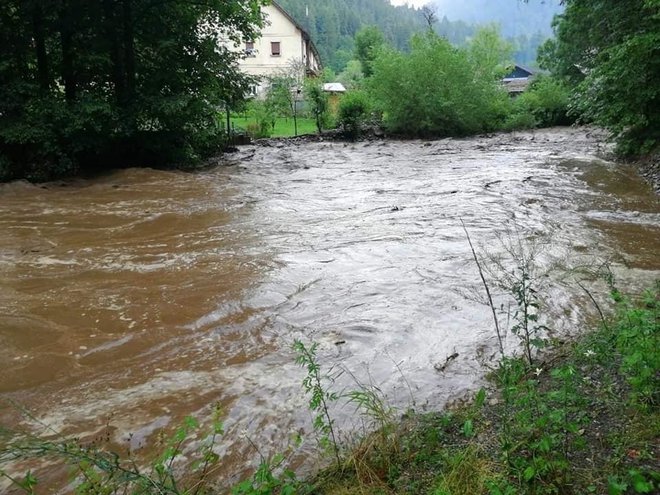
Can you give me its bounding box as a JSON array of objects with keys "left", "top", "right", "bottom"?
[{"left": 231, "top": 116, "right": 318, "bottom": 138}]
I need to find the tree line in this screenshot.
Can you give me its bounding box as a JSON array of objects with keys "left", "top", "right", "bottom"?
[{"left": 0, "top": 0, "right": 265, "bottom": 181}]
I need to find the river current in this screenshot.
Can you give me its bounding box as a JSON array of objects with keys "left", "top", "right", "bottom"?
[{"left": 0, "top": 127, "right": 658, "bottom": 490}]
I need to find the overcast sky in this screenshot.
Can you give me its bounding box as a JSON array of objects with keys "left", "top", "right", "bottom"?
[{"left": 390, "top": 0, "right": 429, "bottom": 7}]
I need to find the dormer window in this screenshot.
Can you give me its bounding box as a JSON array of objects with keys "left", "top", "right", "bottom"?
[{"left": 271, "top": 42, "right": 281, "bottom": 57}]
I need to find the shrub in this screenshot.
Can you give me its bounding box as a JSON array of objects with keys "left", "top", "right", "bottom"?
[
  {"left": 504, "top": 76, "right": 573, "bottom": 130},
  {"left": 246, "top": 101, "right": 275, "bottom": 139},
  {"left": 304, "top": 79, "right": 330, "bottom": 133},
  {"left": 338, "top": 91, "right": 370, "bottom": 139},
  {"left": 368, "top": 31, "right": 510, "bottom": 137}
]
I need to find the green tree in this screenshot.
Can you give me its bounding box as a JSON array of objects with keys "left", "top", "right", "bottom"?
[
  {"left": 468, "top": 25, "right": 513, "bottom": 80},
  {"left": 338, "top": 60, "right": 364, "bottom": 89},
  {"left": 338, "top": 91, "right": 370, "bottom": 139},
  {"left": 0, "top": 0, "right": 265, "bottom": 182},
  {"left": 266, "top": 61, "right": 305, "bottom": 136},
  {"left": 354, "top": 26, "right": 386, "bottom": 77},
  {"left": 368, "top": 30, "right": 510, "bottom": 137},
  {"left": 540, "top": 0, "right": 660, "bottom": 154},
  {"left": 304, "top": 79, "right": 329, "bottom": 133}
]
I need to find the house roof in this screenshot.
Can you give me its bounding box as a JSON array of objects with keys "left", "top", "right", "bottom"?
[
  {"left": 504, "top": 64, "right": 535, "bottom": 79},
  {"left": 271, "top": 1, "right": 322, "bottom": 69},
  {"left": 323, "top": 82, "right": 346, "bottom": 93}
]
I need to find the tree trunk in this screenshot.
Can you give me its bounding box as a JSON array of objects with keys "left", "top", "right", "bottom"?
[
  {"left": 102, "top": 0, "right": 125, "bottom": 105},
  {"left": 32, "top": 1, "right": 50, "bottom": 92},
  {"left": 58, "top": 1, "right": 76, "bottom": 103},
  {"left": 122, "top": 0, "right": 135, "bottom": 104}
]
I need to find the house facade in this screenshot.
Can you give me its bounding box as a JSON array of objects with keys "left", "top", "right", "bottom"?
[
  {"left": 502, "top": 64, "right": 535, "bottom": 96},
  {"left": 237, "top": 1, "right": 321, "bottom": 95}
]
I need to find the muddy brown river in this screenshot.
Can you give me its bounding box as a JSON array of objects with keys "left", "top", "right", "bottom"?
[{"left": 0, "top": 128, "right": 658, "bottom": 491}]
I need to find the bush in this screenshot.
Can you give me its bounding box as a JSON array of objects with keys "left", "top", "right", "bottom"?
[
  {"left": 245, "top": 101, "right": 275, "bottom": 139},
  {"left": 367, "top": 31, "right": 510, "bottom": 137},
  {"left": 338, "top": 91, "right": 370, "bottom": 139},
  {"left": 304, "top": 79, "right": 330, "bottom": 133},
  {"left": 503, "top": 76, "right": 573, "bottom": 130}
]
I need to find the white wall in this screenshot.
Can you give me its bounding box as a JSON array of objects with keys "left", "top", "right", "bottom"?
[{"left": 240, "top": 5, "right": 306, "bottom": 81}]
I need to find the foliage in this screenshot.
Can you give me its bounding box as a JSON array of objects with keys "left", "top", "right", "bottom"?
[
  {"left": 293, "top": 340, "right": 342, "bottom": 468},
  {"left": 275, "top": 0, "right": 432, "bottom": 72},
  {"left": 276, "top": 0, "right": 557, "bottom": 71},
  {"left": 1, "top": 406, "right": 227, "bottom": 494},
  {"left": 540, "top": 0, "right": 660, "bottom": 155},
  {"left": 467, "top": 25, "right": 514, "bottom": 80},
  {"left": 265, "top": 61, "right": 307, "bottom": 137},
  {"left": 337, "top": 91, "right": 370, "bottom": 140},
  {"left": 610, "top": 287, "right": 660, "bottom": 409},
  {"left": 505, "top": 76, "right": 573, "bottom": 130},
  {"left": 243, "top": 101, "right": 276, "bottom": 139},
  {"left": 368, "top": 30, "right": 510, "bottom": 137},
  {"left": 337, "top": 60, "right": 365, "bottom": 90},
  {"left": 304, "top": 79, "right": 330, "bottom": 133},
  {"left": 231, "top": 453, "right": 306, "bottom": 495},
  {"left": 354, "top": 26, "right": 386, "bottom": 78},
  {"left": 0, "top": 0, "right": 265, "bottom": 182}
]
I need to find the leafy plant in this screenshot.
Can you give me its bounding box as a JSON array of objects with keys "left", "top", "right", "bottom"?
[
  {"left": 303, "top": 79, "right": 330, "bottom": 133},
  {"left": 338, "top": 91, "right": 370, "bottom": 139},
  {"left": 368, "top": 29, "right": 510, "bottom": 137},
  {"left": 611, "top": 288, "right": 659, "bottom": 409},
  {"left": 231, "top": 453, "right": 303, "bottom": 495},
  {"left": 293, "top": 340, "right": 342, "bottom": 468}
]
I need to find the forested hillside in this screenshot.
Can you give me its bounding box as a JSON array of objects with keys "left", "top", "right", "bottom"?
[
  {"left": 432, "top": 0, "right": 563, "bottom": 37},
  {"left": 275, "top": 0, "right": 426, "bottom": 71},
  {"left": 275, "top": 0, "right": 560, "bottom": 70}
]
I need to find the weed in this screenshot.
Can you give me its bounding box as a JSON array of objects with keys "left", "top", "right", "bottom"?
[{"left": 293, "top": 339, "right": 342, "bottom": 468}]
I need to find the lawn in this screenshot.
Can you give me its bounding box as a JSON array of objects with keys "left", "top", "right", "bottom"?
[{"left": 230, "top": 116, "right": 318, "bottom": 138}]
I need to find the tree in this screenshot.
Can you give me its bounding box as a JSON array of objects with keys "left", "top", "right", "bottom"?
[
  {"left": 421, "top": 4, "right": 438, "bottom": 31},
  {"left": 338, "top": 60, "right": 364, "bottom": 89},
  {"left": 368, "top": 30, "right": 510, "bottom": 137},
  {"left": 468, "top": 25, "right": 514, "bottom": 80},
  {"left": 354, "top": 26, "right": 385, "bottom": 77},
  {"left": 541, "top": 0, "right": 660, "bottom": 154},
  {"left": 266, "top": 60, "right": 306, "bottom": 136},
  {"left": 304, "top": 79, "right": 329, "bottom": 133},
  {"left": 0, "top": 0, "right": 266, "bottom": 181}
]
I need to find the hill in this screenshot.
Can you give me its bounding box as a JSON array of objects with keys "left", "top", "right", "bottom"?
[{"left": 275, "top": 0, "right": 562, "bottom": 70}]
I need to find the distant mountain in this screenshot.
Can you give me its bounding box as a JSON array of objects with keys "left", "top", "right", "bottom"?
[{"left": 430, "top": 0, "right": 563, "bottom": 38}]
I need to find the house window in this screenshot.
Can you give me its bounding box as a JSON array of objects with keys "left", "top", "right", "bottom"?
[
  {"left": 244, "top": 41, "right": 256, "bottom": 57},
  {"left": 271, "top": 41, "right": 281, "bottom": 56}
]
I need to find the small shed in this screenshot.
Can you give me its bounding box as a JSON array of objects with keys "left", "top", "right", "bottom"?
[
  {"left": 322, "top": 82, "right": 346, "bottom": 115},
  {"left": 502, "top": 65, "right": 535, "bottom": 96}
]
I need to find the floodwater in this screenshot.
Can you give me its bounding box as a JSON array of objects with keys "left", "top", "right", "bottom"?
[{"left": 0, "top": 127, "right": 658, "bottom": 491}]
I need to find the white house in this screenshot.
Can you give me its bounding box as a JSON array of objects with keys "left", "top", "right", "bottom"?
[{"left": 237, "top": 1, "right": 321, "bottom": 95}]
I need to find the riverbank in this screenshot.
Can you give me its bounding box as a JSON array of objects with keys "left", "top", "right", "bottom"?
[
  {"left": 306, "top": 285, "right": 659, "bottom": 495},
  {"left": 636, "top": 151, "right": 660, "bottom": 195}
]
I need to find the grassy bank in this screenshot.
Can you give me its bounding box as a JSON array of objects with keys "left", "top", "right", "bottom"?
[
  {"left": 1, "top": 284, "right": 658, "bottom": 494},
  {"left": 231, "top": 117, "right": 318, "bottom": 138}
]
